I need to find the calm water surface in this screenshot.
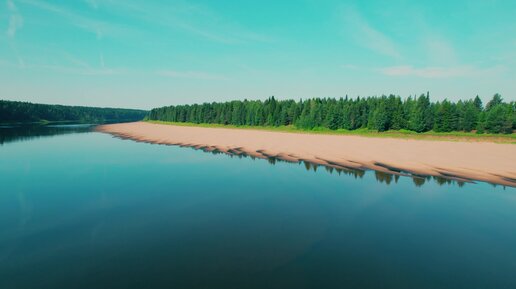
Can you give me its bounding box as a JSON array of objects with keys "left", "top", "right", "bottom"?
[{"left": 1, "top": 125, "right": 515, "bottom": 289}]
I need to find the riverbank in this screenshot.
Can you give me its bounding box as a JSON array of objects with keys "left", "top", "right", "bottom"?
[
  {"left": 146, "top": 121, "right": 516, "bottom": 144},
  {"left": 97, "top": 122, "right": 516, "bottom": 187}
]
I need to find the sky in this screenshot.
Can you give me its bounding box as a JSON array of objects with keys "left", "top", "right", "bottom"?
[{"left": 0, "top": 0, "right": 515, "bottom": 109}]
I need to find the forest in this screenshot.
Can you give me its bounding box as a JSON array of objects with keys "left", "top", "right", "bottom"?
[
  {"left": 0, "top": 100, "right": 148, "bottom": 124},
  {"left": 148, "top": 93, "right": 515, "bottom": 134}
]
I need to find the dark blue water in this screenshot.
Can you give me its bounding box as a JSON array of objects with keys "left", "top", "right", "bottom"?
[{"left": 1, "top": 125, "right": 515, "bottom": 289}]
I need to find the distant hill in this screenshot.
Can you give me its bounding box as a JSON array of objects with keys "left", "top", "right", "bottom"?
[{"left": 0, "top": 100, "right": 148, "bottom": 124}]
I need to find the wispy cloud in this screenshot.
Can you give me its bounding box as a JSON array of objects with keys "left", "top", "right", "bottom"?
[
  {"left": 36, "top": 64, "right": 126, "bottom": 75},
  {"left": 158, "top": 70, "right": 228, "bottom": 80},
  {"left": 18, "top": 0, "right": 130, "bottom": 39},
  {"left": 60, "top": 51, "right": 88, "bottom": 67},
  {"left": 99, "top": 52, "right": 105, "bottom": 68},
  {"left": 378, "top": 65, "right": 503, "bottom": 78},
  {"left": 342, "top": 64, "right": 358, "bottom": 69},
  {"left": 0, "top": 51, "right": 127, "bottom": 75},
  {"left": 60, "top": 51, "right": 124, "bottom": 75},
  {"left": 18, "top": 0, "right": 269, "bottom": 44},
  {"left": 4, "top": 0, "right": 25, "bottom": 68},
  {"left": 84, "top": 0, "right": 98, "bottom": 9},
  {"left": 424, "top": 35, "right": 457, "bottom": 65},
  {"left": 94, "top": 0, "right": 271, "bottom": 44},
  {"left": 6, "top": 0, "right": 24, "bottom": 37},
  {"left": 340, "top": 6, "right": 401, "bottom": 59},
  {"left": 7, "top": 42, "right": 25, "bottom": 68}
]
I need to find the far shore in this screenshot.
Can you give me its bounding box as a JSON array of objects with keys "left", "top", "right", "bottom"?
[{"left": 97, "top": 122, "right": 516, "bottom": 187}]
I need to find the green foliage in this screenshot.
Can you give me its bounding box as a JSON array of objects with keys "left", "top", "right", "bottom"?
[
  {"left": 478, "top": 94, "right": 515, "bottom": 134},
  {"left": 0, "top": 100, "right": 147, "bottom": 124},
  {"left": 409, "top": 93, "right": 434, "bottom": 133},
  {"left": 434, "top": 100, "right": 457, "bottom": 132},
  {"left": 147, "top": 93, "right": 514, "bottom": 135},
  {"left": 485, "top": 104, "right": 513, "bottom": 134},
  {"left": 486, "top": 93, "right": 503, "bottom": 111}
]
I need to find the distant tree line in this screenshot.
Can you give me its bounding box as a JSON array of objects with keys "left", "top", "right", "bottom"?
[
  {"left": 148, "top": 93, "right": 515, "bottom": 134},
  {"left": 0, "top": 100, "right": 148, "bottom": 124}
]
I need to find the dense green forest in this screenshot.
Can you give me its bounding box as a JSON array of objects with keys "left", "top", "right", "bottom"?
[
  {"left": 0, "top": 100, "right": 148, "bottom": 124},
  {"left": 148, "top": 93, "right": 515, "bottom": 134}
]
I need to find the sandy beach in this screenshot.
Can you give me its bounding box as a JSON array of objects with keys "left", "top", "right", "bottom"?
[{"left": 97, "top": 122, "right": 516, "bottom": 187}]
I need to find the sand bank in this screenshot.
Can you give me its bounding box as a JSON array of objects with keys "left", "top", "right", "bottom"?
[{"left": 97, "top": 122, "right": 516, "bottom": 187}]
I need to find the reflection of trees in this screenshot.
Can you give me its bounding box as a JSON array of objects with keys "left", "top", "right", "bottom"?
[
  {"left": 0, "top": 125, "right": 93, "bottom": 145},
  {"left": 413, "top": 177, "right": 426, "bottom": 187},
  {"left": 199, "top": 146, "right": 474, "bottom": 188},
  {"left": 375, "top": 171, "right": 393, "bottom": 185}
]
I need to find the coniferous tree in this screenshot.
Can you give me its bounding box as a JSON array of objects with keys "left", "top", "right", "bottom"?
[
  {"left": 486, "top": 93, "right": 502, "bottom": 111},
  {"left": 0, "top": 100, "right": 147, "bottom": 123},
  {"left": 474, "top": 95, "right": 483, "bottom": 111},
  {"left": 409, "top": 93, "right": 433, "bottom": 132},
  {"left": 434, "top": 100, "right": 457, "bottom": 132},
  {"left": 461, "top": 101, "right": 480, "bottom": 132},
  {"left": 143, "top": 93, "right": 513, "bottom": 135},
  {"left": 485, "top": 104, "right": 512, "bottom": 134}
]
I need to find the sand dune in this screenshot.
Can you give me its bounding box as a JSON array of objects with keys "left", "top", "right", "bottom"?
[{"left": 97, "top": 122, "right": 516, "bottom": 187}]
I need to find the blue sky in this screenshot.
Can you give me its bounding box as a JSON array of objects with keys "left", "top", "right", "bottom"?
[{"left": 1, "top": 0, "right": 515, "bottom": 109}]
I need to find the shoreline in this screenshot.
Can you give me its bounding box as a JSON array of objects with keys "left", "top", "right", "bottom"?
[
  {"left": 146, "top": 120, "right": 516, "bottom": 144},
  {"left": 97, "top": 122, "right": 516, "bottom": 187}
]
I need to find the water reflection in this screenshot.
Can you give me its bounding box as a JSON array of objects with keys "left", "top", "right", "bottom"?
[
  {"left": 0, "top": 124, "right": 94, "bottom": 145},
  {"left": 1, "top": 125, "right": 507, "bottom": 189},
  {"left": 374, "top": 171, "right": 398, "bottom": 185},
  {"left": 162, "top": 141, "right": 497, "bottom": 189},
  {"left": 1, "top": 127, "right": 515, "bottom": 289}
]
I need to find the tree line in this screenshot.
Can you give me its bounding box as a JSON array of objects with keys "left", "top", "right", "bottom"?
[
  {"left": 0, "top": 100, "right": 148, "bottom": 124},
  {"left": 148, "top": 93, "right": 515, "bottom": 134}
]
